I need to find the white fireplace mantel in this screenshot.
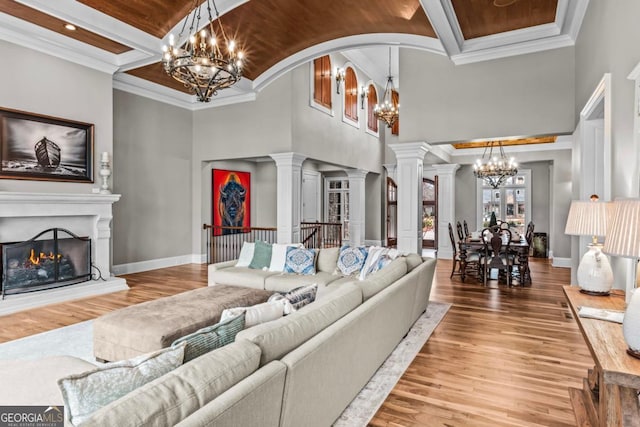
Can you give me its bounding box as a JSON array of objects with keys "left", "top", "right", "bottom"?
[{"left": 0, "top": 191, "right": 128, "bottom": 315}]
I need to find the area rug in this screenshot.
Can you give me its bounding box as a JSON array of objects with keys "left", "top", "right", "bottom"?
[
  {"left": 0, "top": 301, "right": 450, "bottom": 426},
  {"left": 334, "top": 301, "right": 450, "bottom": 426}
]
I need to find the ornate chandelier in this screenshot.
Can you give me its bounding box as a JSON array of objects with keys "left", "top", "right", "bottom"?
[
  {"left": 374, "top": 48, "right": 399, "bottom": 128},
  {"left": 473, "top": 141, "right": 518, "bottom": 188},
  {"left": 162, "top": 0, "right": 244, "bottom": 102}
]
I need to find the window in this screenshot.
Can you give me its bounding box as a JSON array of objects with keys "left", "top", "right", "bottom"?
[
  {"left": 344, "top": 67, "right": 358, "bottom": 123},
  {"left": 476, "top": 170, "right": 531, "bottom": 234},
  {"left": 325, "top": 178, "right": 350, "bottom": 240},
  {"left": 367, "top": 84, "right": 378, "bottom": 133},
  {"left": 313, "top": 55, "right": 332, "bottom": 109},
  {"left": 391, "top": 90, "right": 399, "bottom": 135}
]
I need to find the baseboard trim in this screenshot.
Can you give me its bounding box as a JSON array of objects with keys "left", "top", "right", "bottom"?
[
  {"left": 113, "top": 253, "right": 206, "bottom": 275},
  {"left": 552, "top": 257, "right": 571, "bottom": 268}
]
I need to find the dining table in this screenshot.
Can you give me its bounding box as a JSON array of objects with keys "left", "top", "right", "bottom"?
[{"left": 458, "top": 234, "right": 531, "bottom": 285}]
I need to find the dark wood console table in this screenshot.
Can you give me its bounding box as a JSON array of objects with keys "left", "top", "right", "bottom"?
[{"left": 563, "top": 286, "right": 640, "bottom": 427}]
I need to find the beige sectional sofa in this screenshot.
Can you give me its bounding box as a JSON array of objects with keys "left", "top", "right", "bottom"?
[{"left": 0, "top": 250, "right": 436, "bottom": 427}]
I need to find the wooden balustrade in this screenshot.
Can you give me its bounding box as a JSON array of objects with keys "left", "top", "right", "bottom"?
[{"left": 203, "top": 222, "right": 342, "bottom": 264}]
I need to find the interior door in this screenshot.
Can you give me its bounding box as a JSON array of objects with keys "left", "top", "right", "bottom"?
[
  {"left": 422, "top": 177, "right": 437, "bottom": 248},
  {"left": 302, "top": 171, "right": 320, "bottom": 222}
]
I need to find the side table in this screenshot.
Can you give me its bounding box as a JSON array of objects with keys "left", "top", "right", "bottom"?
[{"left": 563, "top": 286, "right": 640, "bottom": 427}]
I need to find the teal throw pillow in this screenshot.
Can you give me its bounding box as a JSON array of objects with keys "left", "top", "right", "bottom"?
[
  {"left": 172, "top": 312, "right": 245, "bottom": 362},
  {"left": 249, "top": 240, "right": 273, "bottom": 269}
]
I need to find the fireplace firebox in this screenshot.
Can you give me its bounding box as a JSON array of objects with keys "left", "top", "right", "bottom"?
[{"left": 1, "top": 228, "right": 92, "bottom": 298}]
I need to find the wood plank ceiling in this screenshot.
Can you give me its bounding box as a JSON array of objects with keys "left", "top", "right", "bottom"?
[{"left": 0, "top": 0, "right": 560, "bottom": 94}]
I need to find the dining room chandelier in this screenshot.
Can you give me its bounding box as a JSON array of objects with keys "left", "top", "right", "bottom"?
[
  {"left": 473, "top": 141, "right": 518, "bottom": 188},
  {"left": 161, "top": 0, "right": 244, "bottom": 102},
  {"left": 374, "top": 48, "right": 399, "bottom": 128}
]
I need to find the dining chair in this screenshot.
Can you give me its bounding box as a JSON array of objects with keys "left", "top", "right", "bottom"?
[
  {"left": 456, "top": 221, "right": 464, "bottom": 241},
  {"left": 449, "top": 223, "right": 480, "bottom": 281},
  {"left": 512, "top": 221, "right": 534, "bottom": 285},
  {"left": 463, "top": 220, "right": 470, "bottom": 238},
  {"left": 480, "top": 227, "right": 513, "bottom": 287}
]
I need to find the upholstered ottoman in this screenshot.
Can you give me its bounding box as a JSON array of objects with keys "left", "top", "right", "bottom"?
[{"left": 93, "top": 285, "right": 273, "bottom": 362}]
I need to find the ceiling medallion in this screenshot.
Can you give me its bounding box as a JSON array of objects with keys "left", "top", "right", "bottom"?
[
  {"left": 493, "top": 0, "right": 519, "bottom": 7},
  {"left": 162, "top": 0, "right": 245, "bottom": 102},
  {"left": 473, "top": 141, "right": 518, "bottom": 188},
  {"left": 374, "top": 48, "right": 399, "bottom": 128}
]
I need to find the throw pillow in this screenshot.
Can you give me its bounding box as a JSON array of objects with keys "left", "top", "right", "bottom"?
[
  {"left": 269, "top": 243, "right": 303, "bottom": 272},
  {"left": 267, "top": 293, "right": 295, "bottom": 315},
  {"left": 235, "top": 242, "right": 255, "bottom": 267},
  {"left": 171, "top": 312, "right": 245, "bottom": 362},
  {"left": 283, "top": 247, "right": 317, "bottom": 275},
  {"left": 58, "top": 343, "right": 186, "bottom": 426},
  {"left": 359, "top": 247, "right": 399, "bottom": 280},
  {"left": 220, "top": 300, "right": 284, "bottom": 328},
  {"left": 280, "top": 283, "right": 318, "bottom": 310},
  {"left": 337, "top": 245, "right": 368, "bottom": 276},
  {"left": 248, "top": 240, "right": 273, "bottom": 270}
]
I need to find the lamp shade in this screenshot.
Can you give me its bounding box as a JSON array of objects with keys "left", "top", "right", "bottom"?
[
  {"left": 603, "top": 198, "right": 640, "bottom": 258},
  {"left": 564, "top": 200, "right": 612, "bottom": 237}
]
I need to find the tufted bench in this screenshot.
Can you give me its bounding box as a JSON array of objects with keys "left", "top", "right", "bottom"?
[{"left": 93, "top": 284, "right": 273, "bottom": 362}]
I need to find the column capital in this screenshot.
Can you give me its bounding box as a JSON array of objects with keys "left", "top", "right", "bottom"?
[
  {"left": 345, "top": 169, "right": 368, "bottom": 180},
  {"left": 389, "top": 142, "right": 430, "bottom": 160},
  {"left": 432, "top": 163, "right": 460, "bottom": 174},
  {"left": 270, "top": 152, "right": 307, "bottom": 168}
]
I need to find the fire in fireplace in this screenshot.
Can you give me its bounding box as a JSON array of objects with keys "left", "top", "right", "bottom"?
[{"left": 1, "top": 228, "right": 92, "bottom": 298}]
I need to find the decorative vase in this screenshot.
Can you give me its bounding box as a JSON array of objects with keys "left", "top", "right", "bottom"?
[
  {"left": 623, "top": 288, "right": 640, "bottom": 359},
  {"left": 577, "top": 244, "right": 614, "bottom": 295}
]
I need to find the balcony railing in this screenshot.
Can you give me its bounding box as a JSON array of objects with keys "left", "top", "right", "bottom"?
[{"left": 203, "top": 222, "right": 342, "bottom": 264}]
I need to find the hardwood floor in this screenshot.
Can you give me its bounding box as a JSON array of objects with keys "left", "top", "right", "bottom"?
[
  {"left": 0, "top": 259, "right": 592, "bottom": 426},
  {"left": 370, "top": 259, "right": 592, "bottom": 427}
]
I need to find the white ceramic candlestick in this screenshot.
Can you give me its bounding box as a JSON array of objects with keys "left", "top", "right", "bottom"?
[{"left": 99, "top": 157, "right": 111, "bottom": 194}]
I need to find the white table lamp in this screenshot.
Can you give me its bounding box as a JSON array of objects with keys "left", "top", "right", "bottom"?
[
  {"left": 603, "top": 198, "right": 640, "bottom": 359},
  {"left": 564, "top": 195, "right": 614, "bottom": 295}
]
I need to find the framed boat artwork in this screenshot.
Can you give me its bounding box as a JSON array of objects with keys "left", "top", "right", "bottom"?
[{"left": 0, "top": 107, "right": 94, "bottom": 182}]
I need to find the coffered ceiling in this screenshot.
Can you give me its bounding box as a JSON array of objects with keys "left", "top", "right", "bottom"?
[{"left": 0, "top": 0, "right": 589, "bottom": 109}]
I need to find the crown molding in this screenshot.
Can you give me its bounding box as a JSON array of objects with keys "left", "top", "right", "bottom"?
[{"left": 0, "top": 13, "right": 120, "bottom": 74}]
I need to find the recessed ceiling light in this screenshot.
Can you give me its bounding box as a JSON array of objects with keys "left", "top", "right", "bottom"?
[{"left": 64, "top": 23, "right": 76, "bottom": 31}]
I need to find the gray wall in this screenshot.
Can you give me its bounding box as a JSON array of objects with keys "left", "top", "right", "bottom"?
[
  {"left": 0, "top": 40, "right": 113, "bottom": 193},
  {"left": 113, "top": 90, "right": 192, "bottom": 264},
  {"left": 400, "top": 46, "right": 576, "bottom": 143},
  {"left": 576, "top": 0, "right": 640, "bottom": 198},
  {"left": 365, "top": 173, "right": 383, "bottom": 242}
]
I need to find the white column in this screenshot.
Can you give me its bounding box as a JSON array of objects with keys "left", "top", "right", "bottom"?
[
  {"left": 433, "top": 163, "right": 460, "bottom": 259},
  {"left": 270, "top": 152, "right": 306, "bottom": 244},
  {"left": 390, "top": 142, "right": 429, "bottom": 254},
  {"left": 383, "top": 163, "right": 397, "bottom": 183},
  {"left": 346, "top": 169, "right": 368, "bottom": 246}
]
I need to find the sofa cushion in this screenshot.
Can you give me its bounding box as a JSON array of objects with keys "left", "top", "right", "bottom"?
[
  {"left": 80, "top": 340, "right": 262, "bottom": 427},
  {"left": 249, "top": 240, "right": 272, "bottom": 270},
  {"left": 356, "top": 257, "right": 408, "bottom": 300},
  {"left": 404, "top": 253, "right": 424, "bottom": 272},
  {"left": 236, "top": 283, "right": 363, "bottom": 366},
  {"left": 316, "top": 247, "right": 340, "bottom": 273},
  {"left": 264, "top": 271, "right": 339, "bottom": 292},
  {"left": 220, "top": 300, "right": 285, "bottom": 328},
  {"left": 0, "top": 356, "right": 95, "bottom": 407},
  {"left": 172, "top": 313, "right": 245, "bottom": 362},
  {"left": 235, "top": 242, "right": 255, "bottom": 267},
  {"left": 210, "top": 266, "right": 279, "bottom": 289},
  {"left": 337, "top": 245, "right": 368, "bottom": 276},
  {"left": 59, "top": 343, "right": 186, "bottom": 425},
  {"left": 283, "top": 247, "right": 316, "bottom": 275}
]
